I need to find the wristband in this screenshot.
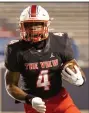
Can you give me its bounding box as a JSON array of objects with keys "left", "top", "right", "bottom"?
[{"left": 25, "top": 94, "right": 35, "bottom": 104}]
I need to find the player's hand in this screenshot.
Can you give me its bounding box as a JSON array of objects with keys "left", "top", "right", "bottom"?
[
  {"left": 61, "top": 65, "right": 84, "bottom": 86},
  {"left": 31, "top": 97, "right": 46, "bottom": 113}
]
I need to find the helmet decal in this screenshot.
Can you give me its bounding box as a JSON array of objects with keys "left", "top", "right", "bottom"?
[{"left": 31, "top": 5, "right": 37, "bottom": 17}]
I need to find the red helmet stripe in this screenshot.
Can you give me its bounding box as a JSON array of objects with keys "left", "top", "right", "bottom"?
[{"left": 31, "top": 5, "right": 37, "bottom": 17}]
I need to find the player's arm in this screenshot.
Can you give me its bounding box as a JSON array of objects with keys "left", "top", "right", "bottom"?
[
  {"left": 4, "top": 42, "right": 46, "bottom": 113},
  {"left": 60, "top": 33, "right": 86, "bottom": 86},
  {"left": 4, "top": 43, "right": 34, "bottom": 103},
  {"left": 5, "top": 70, "right": 28, "bottom": 101},
  {"left": 5, "top": 70, "right": 46, "bottom": 113}
]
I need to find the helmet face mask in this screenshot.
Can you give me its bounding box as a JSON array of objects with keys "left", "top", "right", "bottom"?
[
  {"left": 20, "top": 21, "right": 49, "bottom": 43},
  {"left": 19, "top": 5, "right": 50, "bottom": 43}
]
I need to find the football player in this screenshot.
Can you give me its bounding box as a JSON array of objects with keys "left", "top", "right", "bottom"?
[{"left": 4, "top": 5, "right": 86, "bottom": 113}]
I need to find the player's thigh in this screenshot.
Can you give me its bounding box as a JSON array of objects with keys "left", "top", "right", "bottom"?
[
  {"left": 54, "top": 105, "right": 81, "bottom": 113},
  {"left": 64, "top": 105, "right": 81, "bottom": 113},
  {"left": 53, "top": 91, "right": 80, "bottom": 113}
]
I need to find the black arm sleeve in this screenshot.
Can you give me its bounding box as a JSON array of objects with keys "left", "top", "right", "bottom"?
[{"left": 5, "top": 45, "right": 20, "bottom": 72}]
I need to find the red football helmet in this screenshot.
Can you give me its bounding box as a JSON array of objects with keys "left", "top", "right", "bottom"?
[{"left": 19, "top": 5, "right": 50, "bottom": 43}]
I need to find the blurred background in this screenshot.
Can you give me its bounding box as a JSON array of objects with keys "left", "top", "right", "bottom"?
[{"left": 0, "top": 2, "right": 89, "bottom": 113}]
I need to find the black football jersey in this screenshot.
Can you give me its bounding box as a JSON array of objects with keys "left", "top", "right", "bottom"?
[{"left": 5, "top": 32, "right": 74, "bottom": 99}]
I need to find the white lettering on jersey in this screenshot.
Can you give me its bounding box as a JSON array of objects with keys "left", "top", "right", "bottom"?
[{"left": 36, "top": 70, "right": 50, "bottom": 90}]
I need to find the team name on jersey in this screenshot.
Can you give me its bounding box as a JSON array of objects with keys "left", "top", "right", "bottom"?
[{"left": 25, "top": 59, "right": 58, "bottom": 70}]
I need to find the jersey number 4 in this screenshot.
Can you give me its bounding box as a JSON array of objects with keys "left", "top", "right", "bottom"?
[{"left": 36, "top": 70, "right": 50, "bottom": 90}]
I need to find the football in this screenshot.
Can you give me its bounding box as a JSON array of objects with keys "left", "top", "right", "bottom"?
[
  {"left": 62, "top": 60, "right": 86, "bottom": 80},
  {"left": 63, "top": 60, "right": 77, "bottom": 74}
]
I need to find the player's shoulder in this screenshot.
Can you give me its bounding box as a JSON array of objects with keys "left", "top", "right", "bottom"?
[
  {"left": 6, "top": 39, "right": 23, "bottom": 53},
  {"left": 49, "top": 32, "right": 71, "bottom": 52},
  {"left": 6, "top": 39, "right": 24, "bottom": 49},
  {"left": 50, "top": 32, "right": 69, "bottom": 39},
  {"left": 49, "top": 32, "right": 70, "bottom": 44},
  {"left": 7, "top": 39, "right": 21, "bottom": 46}
]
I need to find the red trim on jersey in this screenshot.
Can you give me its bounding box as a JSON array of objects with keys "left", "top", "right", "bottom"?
[{"left": 31, "top": 5, "right": 36, "bottom": 17}]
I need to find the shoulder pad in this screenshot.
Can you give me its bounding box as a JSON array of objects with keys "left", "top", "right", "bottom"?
[
  {"left": 53, "top": 32, "right": 68, "bottom": 37},
  {"left": 8, "top": 40, "right": 19, "bottom": 45}
]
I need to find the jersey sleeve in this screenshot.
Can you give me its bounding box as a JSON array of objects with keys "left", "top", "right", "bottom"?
[
  {"left": 65, "top": 37, "right": 74, "bottom": 60},
  {"left": 61, "top": 34, "right": 74, "bottom": 63},
  {"left": 4, "top": 45, "right": 20, "bottom": 72}
]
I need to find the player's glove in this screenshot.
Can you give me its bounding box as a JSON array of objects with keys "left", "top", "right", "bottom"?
[
  {"left": 31, "top": 97, "right": 46, "bottom": 113},
  {"left": 61, "top": 65, "right": 84, "bottom": 86},
  {"left": 25, "top": 95, "right": 46, "bottom": 113}
]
